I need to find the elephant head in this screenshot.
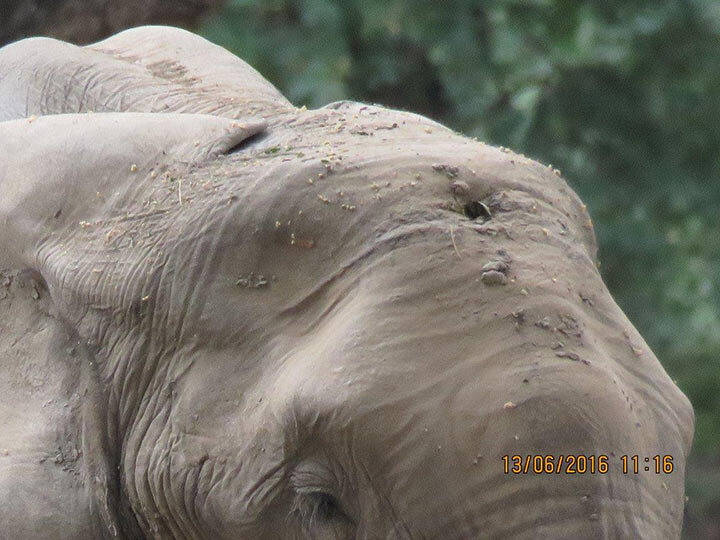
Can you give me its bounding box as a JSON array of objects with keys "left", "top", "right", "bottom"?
[{"left": 0, "top": 26, "right": 694, "bottom": 539}]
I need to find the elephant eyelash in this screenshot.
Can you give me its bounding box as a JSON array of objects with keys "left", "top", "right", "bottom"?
[{"left": 290, "top": 460, "right": 356, "bottom": 533}]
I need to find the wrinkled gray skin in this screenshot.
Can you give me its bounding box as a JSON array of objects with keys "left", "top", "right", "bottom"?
[{"left": 0, "top": 26, "right": 694, "bottom": 540}]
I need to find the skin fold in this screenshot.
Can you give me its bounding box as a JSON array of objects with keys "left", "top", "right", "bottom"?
[{"left": 0, "top": 26, "right": 694, "bottom": 539}]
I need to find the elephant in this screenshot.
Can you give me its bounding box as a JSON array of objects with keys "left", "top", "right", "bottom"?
[{"left": 0, "top": 26, "right": 694, "bottom": 539}]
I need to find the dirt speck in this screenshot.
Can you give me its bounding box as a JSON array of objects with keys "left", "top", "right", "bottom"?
[
  {"left": 535, "top": 317, "right": 551, "bottom": 330},
  {"left": 557, "top": 314, "right": 582, "bottom": 338},
  {"left": 431, "top": 163, "right": 459, "bottom": 178},
  {"left": 235, "top": 273, "right": 268, "bottom": 289},
  {"left": 481, "top": 270, "right": 507, "bottom": 286},
  {"left": 450, "top": 181, "right": 470, "bottom": 197},
  {"left": 481, "top": 261, "right": 509, "bottom": 274}
]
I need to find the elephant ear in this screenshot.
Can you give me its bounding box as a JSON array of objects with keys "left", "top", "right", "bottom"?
[
  {"left": 0, "top": 112, "right": 263, "bottom": 537},
  {"left": 0, "top": 25, "right": 293, "bottom": 121},
  {"left": 0, "top": 111, "right": 264, "bottom": 272},
  {"left": 0, "top": 29, "right": 276, "bottom": 536}
]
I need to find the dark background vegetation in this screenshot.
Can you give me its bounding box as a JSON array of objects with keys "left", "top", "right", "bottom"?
[
  {"left": 2, "top": 0, "right": 718, "bottom": 537},
  {"left": 199, "top": 2, "right": 720, "bottom": 536},
  {"left": 0, "top": 0, "right": 224, "bottom": 45}
]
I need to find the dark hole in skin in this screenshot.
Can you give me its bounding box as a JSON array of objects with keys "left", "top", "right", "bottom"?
[
  {"left": 226, "top": 129, "right": 267, "bottom": 155},
  {"left": 17, "top": 267, "right": 48, "bottom": 292},
  {"left": 464, "top": 200, "right": 492, "bottom": 221}
]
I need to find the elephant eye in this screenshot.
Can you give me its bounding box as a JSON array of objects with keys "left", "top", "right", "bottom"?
[
  {"left": 290, "top": 460, "right": 355, "bottom": 535},
  {"left": 292, "top": 490, "right": 356, "bottom": 540},
  {"left": 293, "top": 489, "right": 344, "bottom": 525},
  {"left": 299, "top": 491, "right": 342, "bottom": 522},
  {"left": 293, "top": 489, "right": 356, "bottom": 540}
]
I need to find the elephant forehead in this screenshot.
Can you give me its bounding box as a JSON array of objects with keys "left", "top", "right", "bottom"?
[
  {"left": 56, "top": 105, "right": 600, "bottom": 353},
  {"left": 164, "top": 108, "right": 600, "bottom": 342},
  {"left": 197, "top": 104, "right": 597, "bottom": 266}
]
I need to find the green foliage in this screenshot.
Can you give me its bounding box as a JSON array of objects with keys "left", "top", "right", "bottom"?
[{"left": 200, "top": 1, "right": 720, "bottom": 535}]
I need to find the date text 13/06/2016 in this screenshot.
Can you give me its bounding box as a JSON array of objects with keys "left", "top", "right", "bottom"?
[{"left": 502, "top": 455, "right": 674, "bottom": 475}]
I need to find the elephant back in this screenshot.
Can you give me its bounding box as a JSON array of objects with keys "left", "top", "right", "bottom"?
[{"left": 0, "top": 25, "right": 294, "bottom": 123}]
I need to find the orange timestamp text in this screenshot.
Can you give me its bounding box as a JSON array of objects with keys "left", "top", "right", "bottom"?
[{"left": 502, "top": 454, "right": 675, "bottom": 475}]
